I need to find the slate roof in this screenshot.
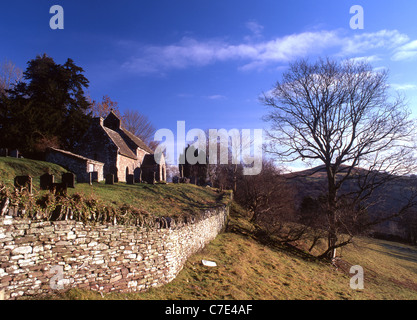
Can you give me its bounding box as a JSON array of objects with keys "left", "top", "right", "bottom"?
[
  {"left": 99, "top": 112, "right": 154, "bottom": 160},
  {"left": 120, "top": 128, "right": 154, "bottom": 154},
  {"left": 102, "top": 126, "right": 138, "bottom": 160},
  {"left": 47, "top": 148, "right": 105, "bottom": 165}
]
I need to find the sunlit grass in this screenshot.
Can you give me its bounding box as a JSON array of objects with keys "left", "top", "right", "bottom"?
[{"left": 69, "top": 182, "right": 230, "bottom": 216}]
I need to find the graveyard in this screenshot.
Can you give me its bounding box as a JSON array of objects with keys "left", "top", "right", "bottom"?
[{"left": 0, "top": 155, "right": 229, "bottom": 217}]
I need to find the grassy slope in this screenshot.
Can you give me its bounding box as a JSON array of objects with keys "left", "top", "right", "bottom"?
[
  {"left": 0, "top": 157, "right": 68, "bottom": 189},
  {"left": 44, "top": 203, "right": 417, "bottom": 300},
  {"left": 68, "top": 183, "right": 229, "bottom": 216},
  {"left": 0, "top": 157, "right": 230, "bottom": 217}
]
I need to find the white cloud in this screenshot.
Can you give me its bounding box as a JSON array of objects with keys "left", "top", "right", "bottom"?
[
  {"left": 246, "top": 21, "right": 263, "bottom": 35},
  {"left": 392, "top": 40, "right": 417, "bottom": 61},
  {"left": 392, "top": 51, "right": 417, "bottom": 61},
  {"left": 397, "top": 40, "right": 417, "bottom": 51},
  {"left": 240, "top": 30, "right": 341, "bottom": 71},
  {"left": 120, "top": 29, "right": 415, "bottom": 74},
  {"left": 205, "top": 94, "right": 227, "bottom": 100},
  {"left": 391, "top": 83, "right": 417, "bottom": 91},
  {"left": 341, "top": 29, "right": 409, "bottom": 55},
  {"left": 346, "top": 55, "right": 382, "bottom": 63}
]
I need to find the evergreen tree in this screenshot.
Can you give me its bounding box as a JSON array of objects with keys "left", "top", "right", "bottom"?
[{"left": 0, "top": 54, "right": 92, "bottom": 157}]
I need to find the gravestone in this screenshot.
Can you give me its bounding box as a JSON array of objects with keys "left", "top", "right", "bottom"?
[
  {"left": 180, "top": 177, "right": 190, "bottom": 184},
  {"left": 40, "top": 173, "right": 54, "bottom": 190},
  {"left": 172, "top": 176, "right": 179, "bottom": 184},
  {"left": 50, "top": 183, "right": 67, "bottom": 196},
  {"left": 134, "top": 167, "right": 142, "bottom": 183},
  {"left": 0, "top": 148, "right": 8, "bottom": 157},
  {"left": 9, "top": 149, "right": 19, "bottom": 158},
  {"left": 110, "top": 166, "right": 119, "bottom": 183},
  {"left": 91, "top": 171, "right": 98, "bottom": 183},
  {"left": 14, "top": 175, "right": 32, "bottom": 194},
  {"left": 105, "top": 174, "right": 114, "bottom": 185},
  {"left": 62, "top": 173, "right": 75, "bottom": 188},
  {"left": 144, "top": 172, "right": 156, "bottom": 184},
  {"left": 126, "top": 174, "right": 134, "bottom": 185}
]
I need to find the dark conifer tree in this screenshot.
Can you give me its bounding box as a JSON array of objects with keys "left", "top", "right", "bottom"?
[{"left": 0, "top": 54, "right": 92, "bottom": 158}]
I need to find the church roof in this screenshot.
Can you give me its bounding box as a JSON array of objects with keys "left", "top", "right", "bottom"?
[
  {"left": 47, "top": 147, "right": 105, "bottom": 165},
  {"left": 100, "top": 112, "right": 154, "bottom": 159},
  {"left": 102, "top": 126, "right": 138, "bottom": 160},
  {"left": 120, "top": 127, "right": 154, "bottom": 154}
]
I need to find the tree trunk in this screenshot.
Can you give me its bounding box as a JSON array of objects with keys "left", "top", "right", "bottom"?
[
  {"left": 233, "top": 164, "right": 237, "bottom": 194},
  {"left": 326, "top": 165, "right": 338, "bottom": 260},
  {"left": 327, "top": 229, "right": 337, "bottom": 259}
]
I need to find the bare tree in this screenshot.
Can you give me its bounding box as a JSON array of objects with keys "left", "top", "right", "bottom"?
[
  {"left": 262, "top": 58, "right": 417, "bottom": 259},
  {"left": 206, "top": 129, "right": 253, "bottom": 193},
  {"left": 87, "top": 96, "right": 157, "bottom": 149},
  {"left": 0, "top": 60, "right": 23, "bottom": 95},
  {"left": 122, "top": 108, "right": 157, "bottom": 149},
  {"left": 88, "top": 95, "right": 121, "bottom": 118},
  {"left": 236, "top": 159, "right": 296, "bottom": 217}
]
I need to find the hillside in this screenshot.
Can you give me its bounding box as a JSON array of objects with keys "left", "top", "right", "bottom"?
[
  {"left": 0, "top": 157, "right": 230, "bottom": 217},
  {"left": 36, "top": 203, "right": 417, "bottom": 300},
  {"left": 4, "top": 157, "right": 417, "bottom": 300},
  {"left": 3, "top": 157, "right": 416, "bottom": 300},
  {"left": 285, "top": 164, "right": 415, "bottom": 204},
  {"left": 285, "top": 164, "right": 417, "bottom": 241}
]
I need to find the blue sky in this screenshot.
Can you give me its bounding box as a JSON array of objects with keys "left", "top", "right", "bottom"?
[{"left": 1, "top": 1, "right": 417, "bottom": 167}]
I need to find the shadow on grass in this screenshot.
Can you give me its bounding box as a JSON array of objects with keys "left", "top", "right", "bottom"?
[
  {"left": 226, "top": 208, "right": 321, "bottom": 264},
  {"left": 370, "top": 243, "right": 417, "bottom": 264}
]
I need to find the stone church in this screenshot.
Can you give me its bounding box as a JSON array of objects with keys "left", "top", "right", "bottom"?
[{"left": 46, "top": 111, "right": 166, "bottom": 184}]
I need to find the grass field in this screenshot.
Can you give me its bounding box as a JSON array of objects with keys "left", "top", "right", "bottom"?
[{"left": 40, "top": 203, "right": 417, "bottom": 300}]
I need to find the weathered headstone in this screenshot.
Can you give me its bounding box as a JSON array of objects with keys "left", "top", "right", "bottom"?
[
  {"left": 62, "top": 172, "right": 75, "bottom": 188},
  {"left": 110, "top": 166, "right": 119, "bottom": 183},
  {"left": 91, "top": 171, "right": 98, "bottom": 183},
  {"left": 144, "top": 172, "right": 156, "bottom": 184},
  {"left": 172, "top": 176, "right": 179, "bottom": 184},
  {"left": 134, "top": 167, "right": 142, "bottom": 183},
  {"left": 105, "top": 174, "right": 114, "bottom": 185},
  {"left": 180, "top": 177, "right": 190, "bottom": 184},
  {"left": 126, "top": 174, "right": 134, "bottom": 185},
  {"left": 40, "top": 173, "right": 54, "bottom": 190},
  {"left": 0, "top": 148, "right": 8, "bottom": 157},
  {"left": 14, "top": 175, "right": 32, "bottom": 194},
  {"left": 9, "top": 149, "right": 19, "bottom": 158}
]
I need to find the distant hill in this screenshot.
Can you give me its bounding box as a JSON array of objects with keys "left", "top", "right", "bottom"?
[{"left": 284, "top": 164, "right": 417, "bottom": 240}]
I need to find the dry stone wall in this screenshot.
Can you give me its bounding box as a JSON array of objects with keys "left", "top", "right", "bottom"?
[{"left": 0, "top": 205, "right": 229, "bottom": 300}]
